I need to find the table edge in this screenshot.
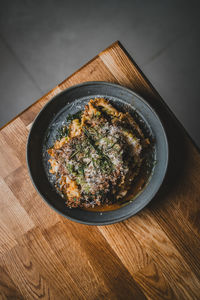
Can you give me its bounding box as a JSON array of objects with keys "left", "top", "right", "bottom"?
[{"left": 0, "top": 40, "right": 199, "bottom": 153}]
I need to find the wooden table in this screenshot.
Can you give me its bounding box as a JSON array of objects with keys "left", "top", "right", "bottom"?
[{"left": 0, "top": 42, "right": 200, "bottom": 300}]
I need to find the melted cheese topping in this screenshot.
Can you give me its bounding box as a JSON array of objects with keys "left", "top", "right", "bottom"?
[{"left": 47, "top": 98, "right": 150, "bottom": 208}]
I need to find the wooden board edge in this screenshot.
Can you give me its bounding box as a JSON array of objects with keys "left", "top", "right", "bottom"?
[
  {"left": 103, "top": 41, "right": 200, "bottom": 154},
  {"left": 0, "top": 42, "right": 117, "bottom": 132},
  {"left": 1, "top": 40, "right": 199, "bottom": 154}
]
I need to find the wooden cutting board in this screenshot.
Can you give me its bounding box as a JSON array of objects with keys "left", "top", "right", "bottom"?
[{"left": 0, "top": 41, "right": 200, "bottom": 300}]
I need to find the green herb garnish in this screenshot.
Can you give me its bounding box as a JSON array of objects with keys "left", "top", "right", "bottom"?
[
  {"left": 69, "top": 150, "right": 79, "bottom": 159},
  {"left": 56, "top": 125, "right": 68, "bottom": 140},
  {"left": 66, "top": 111, "right": 82, "bottom": 122}
]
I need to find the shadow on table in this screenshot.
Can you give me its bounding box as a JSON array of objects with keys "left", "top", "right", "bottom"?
[
  {"left": 119, "top": 40, "right": 198, "bottom": 210},
  {"left": 146, "top": 92, "right": 193, "bottom": 209}
]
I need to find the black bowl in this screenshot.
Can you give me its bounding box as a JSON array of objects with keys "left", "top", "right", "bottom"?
[{"left": 27, "top": 82, "right": 168, "bottom": 225}]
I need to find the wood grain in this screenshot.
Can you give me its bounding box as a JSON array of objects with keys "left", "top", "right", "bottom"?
[{"left": 0, "top": 41, "right": 200, "bottom": 299}]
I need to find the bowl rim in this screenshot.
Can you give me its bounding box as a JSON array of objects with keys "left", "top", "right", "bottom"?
[{"left": 26, "top": 81, "right": 169, "bottom": 225}]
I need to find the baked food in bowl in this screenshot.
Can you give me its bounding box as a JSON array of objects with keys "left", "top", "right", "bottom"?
[
  {"left": 27, "top": 82, "right": 168, "bottom": 225},
  {"left": 47, "top": 98, "right": 153, "bottom": 209}
]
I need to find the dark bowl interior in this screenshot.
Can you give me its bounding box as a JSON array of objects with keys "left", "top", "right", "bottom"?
[{"left": 27, "top": 82, "right": 168, "bottom": 225}]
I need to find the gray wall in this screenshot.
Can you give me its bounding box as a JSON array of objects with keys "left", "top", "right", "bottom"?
[{"left": 0, "top": 0, "right": 200, "bottom": 146}]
